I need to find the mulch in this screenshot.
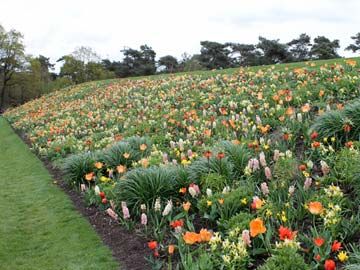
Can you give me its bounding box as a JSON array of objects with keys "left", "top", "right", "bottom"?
[{"left": 16, "top": 130, "right": 151, "bottom": 270}]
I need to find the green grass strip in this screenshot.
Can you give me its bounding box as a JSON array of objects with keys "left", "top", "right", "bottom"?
[{"left": 0, "top": 117, "right": 119, "bottom": 270}]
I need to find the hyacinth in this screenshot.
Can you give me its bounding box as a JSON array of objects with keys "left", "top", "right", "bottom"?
[
  {"left": 260, "top": 182, "right": 269, "bottom": 196},
  {"left": 320, "top": 160, "right": 330, "bottom": 176},
  {"left": 273, "top": 149, "right": 280, "bottom": 161},
  {"left": 288, "top": 185, "right": 295, "bottom": 196},
  {"left": 141, "top": 213, "right": 147, "bottom": 225},
  {"left": 259, "top": 152, "right": 267, "bottom": 167},
  {"left": 121, "top": 201, "right": 130, "bottom": 219},
  {"left": 94, "top": 185, "right": 100, "bottom": 195},
  {"left": 304, "top": 177, "right": 312, "bottom": 190},
  {"left": 154, "top": 197, "right": 161, "bottom": 212},
  {"left": 206, "top": 188, "right": 212, "bottom": 197},
  {"left": 264, "top": 166, "right": 272, "bottom": 180},
  {"left": 241, "top": 229, "right": 251, "bottom": 247},
  {"left": 162, "top": 200, "right": 173, "bottom": 216}
]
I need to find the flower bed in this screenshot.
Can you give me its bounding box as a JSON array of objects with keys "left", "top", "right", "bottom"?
[{"left": 4, "top": 59, "right": 360, "bottom": 269}]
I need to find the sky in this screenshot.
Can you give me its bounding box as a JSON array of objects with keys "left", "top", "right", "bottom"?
[{"left": 1, "top": 0, "right": 359, "bottom": 71}]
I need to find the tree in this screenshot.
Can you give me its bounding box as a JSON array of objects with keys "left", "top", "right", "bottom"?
[
  {"left": 72, "top": 46, "right": 101, "bottom": 63},
  {"left": 346, "top": 33, "right": 360, "bottom": 53},
  {"left": 256, "top": 37, "right": 289, "bottom": 64},
  {"left": 118, "top": 45, "right": 157, "bottom": 77},
  {"left": 199, "top": 41, "right": 233, "bottom": 69},
  {"left": 0, "top": 25, "right": 25, "bottom": 109},
  {"left": 227, "top": 43, "right": 262, "bottom": 66},
  {"left": 310, "top": 36, "right": 340, "bottom": 59},
  {"left": 58, "top": 55, "right": 86, "bottom": 84},
  {"left": 158, "top": 55, "right": 178, "bottom": 73},
  {"left": 178, "top": 53, "right": 204, "bottom": 72},
  {"left": 36, "top": 55, "right": 54, "bottom": 84},
  {"left": 287, "top": 33, "right": 312, "bottom": 61}
]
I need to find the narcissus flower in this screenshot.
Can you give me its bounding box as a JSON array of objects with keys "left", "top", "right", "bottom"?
[
  {"left": 308, "top": 201, "right": 324, "bottom": 215},
  {"left": 250, "top": 218, "right": 266, "bottom": 237},
  {"left": 337, "top": 251, "right": 348, "bottom": 262}
]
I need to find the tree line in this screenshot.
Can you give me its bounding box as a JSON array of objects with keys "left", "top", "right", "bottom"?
[{"left": 1, "top": 23, "right": 360, "bottom": 110}]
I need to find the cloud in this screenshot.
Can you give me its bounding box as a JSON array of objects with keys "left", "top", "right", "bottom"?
[{"left": 1, "top": 0, "right": 359, "bottom": 72}]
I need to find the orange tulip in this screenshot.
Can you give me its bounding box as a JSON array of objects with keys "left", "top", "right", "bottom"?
[
  {"left": 94, "top": 162, "right": 103, "bottom": 169},
  {"left": 183, "top": 232, "right": 201, "bottom": 245},
  {"left": 168, "top": 244, "right": 175, "bottom": 255},
  {"left": 250, "top": 218, "right": 266, "bottom": 237},
  {"left": 183, "top": 201, "right": 191, "bottom": 212},
  {"left": 308, "top": 201, "right": 323, "bottom": 215},
  {"left": 199, "top": 229, "right": 212, "bottom": 242},
  {"left": 140, "top": 144, "right": 147, "bottom": 151},
  {"left": 116, "top": 165, "right": 127, "bottom": 174},
  {"left": 85, "top": 172, "right": 94, "bottom": 181}
]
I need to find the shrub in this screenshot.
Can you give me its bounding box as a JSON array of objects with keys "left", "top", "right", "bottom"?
[
  {"left": 221, "top": 141, "right": 251, "bottom": 179},
  {"left": 258, "top": 248, "right": 310, "bottom": 270},
  {"left": 272, "top": 156, "right": 299, "bottom": 187},
  {"left": 201, "top": 173, "right": 228, "bottom": 192},
  {"left": 114, "top": 166, "right": 179, "bottom": 216},
  {"left": 62, "top": 152, "right": 96, "bottom": 186},
  {"left": 188, "top": 156, "right": 233, "bottom": 184},
  {"left": 310, "top": 110, "right": 346, "bottom": 140},
  {"left": 102, "top": 141, "right": 135, "bottom": 168},
  {"left": 220, "top": 211, "right": 254, "bottom": 232}
]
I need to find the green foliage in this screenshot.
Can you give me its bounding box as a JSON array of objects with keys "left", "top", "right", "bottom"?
[
  {"left": 115, "top": 166, "right": 179, "bottom": 215},
  {"left": 257, "top": 36, "right": 290, "bottom": 64},
  {"left": 221, "top": 141, "right": 251, "bottom": 179},
  {"left": 273, "top": 156, "right": 299, "bottom": 186},
  {"left": 258, "top": 248, "right": 310, "bottom": 270},
  {"left": 201, "top": 173, "right": 228, "bottom": 192},
  {"left": 310, "top": 36, "right": 340, "bottom": 59},
  {"left": 310, "top": 110, "right": 345, "bottom": 141},
  {"left": 0, "top": 25, "right": 26, "bottom": 109},
  {"left": 222, "top": 211, "right": 254, "bottom": 231},
  {"left": 199, "top": 41, "right": 233, "bottom": 69},
  {"left": 346, "top": 33, "right": 360, "bottom": 53},
  {"left": 188, "top": 157, "right": 233, "bottom": 183},
  {"left": 102, "top": 141, "right": 135, "bottom": 168},
  {"left": 198, "top": 186, "right": 253, "bottom": 221},
  {"left": 62, "top": 152, "right": 96, "bottom": 186}
]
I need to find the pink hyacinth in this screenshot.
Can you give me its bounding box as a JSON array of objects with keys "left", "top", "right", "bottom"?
[
  {"left": 141, "top": 213, "right": 147, "bottom": 225},
  {"left": 304, "top": 177, "right": 312, "bottom": 190},
  {"left": 260, "top": 182, "right": 269, "bottom": 196},
  {"left": 106, "top": 208, "right": 118, "bottom": 220},
  {"left": 259, "top": 152, "right": 267, "bottom": 167},
  {"left": 242, "top": 229, "right": 251, "bottom": 247},
  {"left": 273, "top": 150, "right": 280, "bottom": 161},
  {"left": 264, "top": 166, "right": 272, "bottom": 180},
  {"left": 121, "top": 201, "right": 130, "bottom": 219},
  {"left": 320, "top": 160, "right": 330, "bottom": 176}
]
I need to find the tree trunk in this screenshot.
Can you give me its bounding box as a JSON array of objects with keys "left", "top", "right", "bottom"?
[{"left": 0, "top": 83, "right": 6, "bottom": 110}]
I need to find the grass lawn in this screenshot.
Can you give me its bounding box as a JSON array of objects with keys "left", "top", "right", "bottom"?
[{"left": 0, "top": 117, "right": 119, "bottom": 270}]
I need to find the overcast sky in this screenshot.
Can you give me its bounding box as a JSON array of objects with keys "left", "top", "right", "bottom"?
[{"left": 1, "top": 0, "right": 359, "bottom": 70}]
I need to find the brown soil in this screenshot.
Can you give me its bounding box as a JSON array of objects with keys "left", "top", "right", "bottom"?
[{"left": 17, "top": 131, "right": 151, "bottom": 270}]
